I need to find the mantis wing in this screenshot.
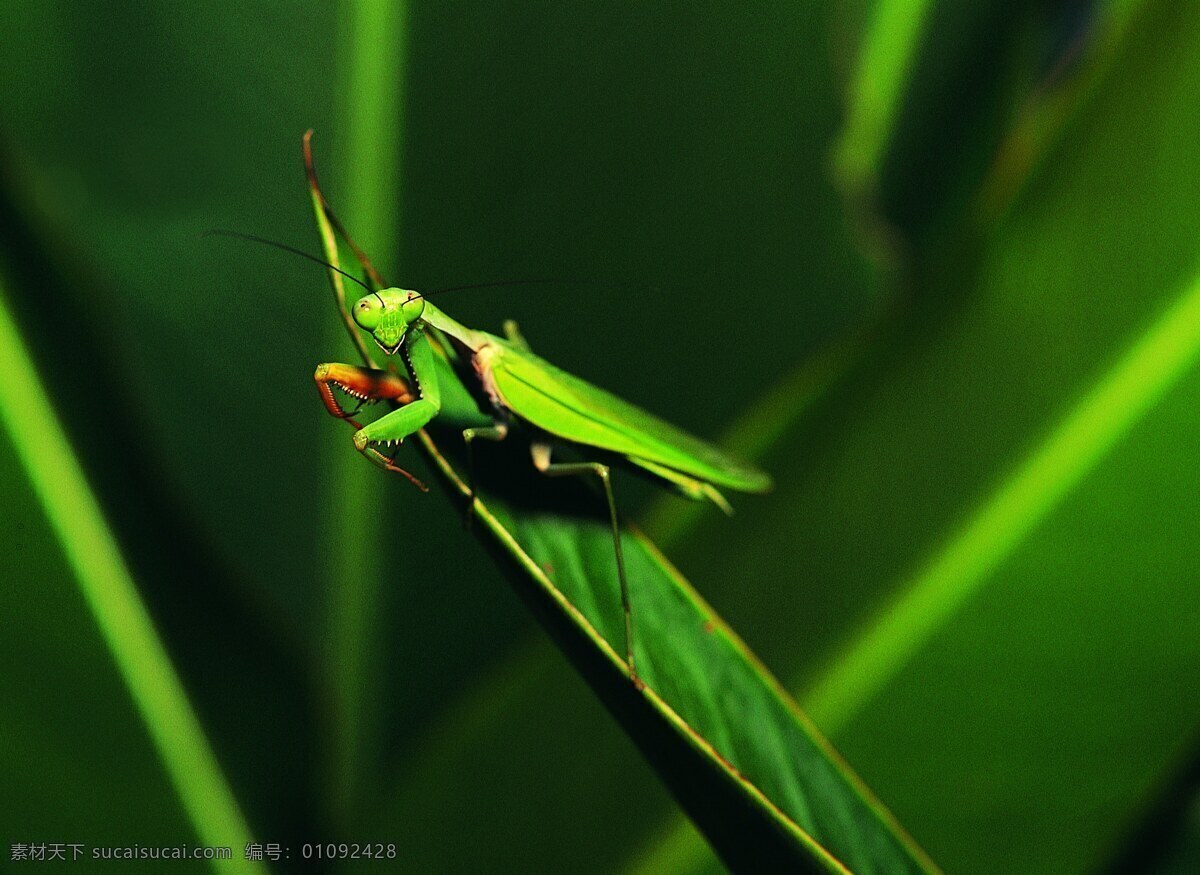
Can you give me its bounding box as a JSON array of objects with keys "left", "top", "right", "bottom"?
[{"left": 486, "top": 341, "right": 772, "bottom": 493}]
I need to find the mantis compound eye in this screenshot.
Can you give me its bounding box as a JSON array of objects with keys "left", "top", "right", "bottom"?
[
  {"left": 400, "top": 291, "right": 425, "bottom": 324},
  {"left": 353, "top": 296, "right": 381, "bottom": 330}
]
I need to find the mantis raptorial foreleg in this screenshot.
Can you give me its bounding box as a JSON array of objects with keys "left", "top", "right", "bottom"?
[
  {"left": 314, "top": 362, "right": 414, "bottom": 424},
  {"left": 353, "top": 399, "right": 440, "bottom": 449},
  {"left": 350, "top": 329, "right": 442, "bottom": 451},
  {"left": 314, "top": 361, "right": 428, "bottom": 490},
  {"left": 530, "top": 441, "right": 640, "bottom": 688}
]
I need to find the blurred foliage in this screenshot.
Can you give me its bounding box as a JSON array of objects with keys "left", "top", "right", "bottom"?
[{"left": 1, "top": 0, "right": 1198, "bottom": 873}]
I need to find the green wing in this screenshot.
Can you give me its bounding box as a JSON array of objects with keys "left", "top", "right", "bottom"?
[{"left": 487, "top": 340, "right": 772, "bottom": 493}]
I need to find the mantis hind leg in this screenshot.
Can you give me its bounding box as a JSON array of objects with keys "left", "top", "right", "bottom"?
[
  {"left": 530, "top": 442, "right": 641, "bottom": 689},
  {"left": 628, "top": 457, "right": 733, "bottom": 515}
]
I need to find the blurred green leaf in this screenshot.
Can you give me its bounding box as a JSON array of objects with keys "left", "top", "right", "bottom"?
[
  {"left": 0, "top": 2, "right": 351, "bottom": 862},
  {"left": 638, "top": 1, "right": 1200, "bottom": 871},
  {"left": 0, "top": 279, "right": 260, "bottom": 872},
  {"left": 320, "top": 0, "right": 408, "bottom": 827},
  {"left": 0, "top": 419, "right": 197, "bottom": 865},
  {"left": 834, "top": 0, "right": 932, "bottom": 194},
  {"left": 827, "top": 5, "right": 1200, "bottom": 870},
  {"left": 1102, "top": 738, "right": 1200, "bottom": 874},
  {"left": 807, "top": 268, "right": 1200, "bottom": 733}
]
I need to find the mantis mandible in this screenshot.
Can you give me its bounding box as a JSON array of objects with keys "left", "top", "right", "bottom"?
[{"left": 303, "top": 134, "right": 771, "bottom": 687}]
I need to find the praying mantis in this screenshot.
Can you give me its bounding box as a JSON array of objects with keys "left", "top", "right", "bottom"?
[{"left": 301, "top": 133, "right": 770, "bottom": 687}]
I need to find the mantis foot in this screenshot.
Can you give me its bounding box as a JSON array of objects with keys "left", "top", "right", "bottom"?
[{"left": 362, "top": 446, "right": 428, "bottom": 491}]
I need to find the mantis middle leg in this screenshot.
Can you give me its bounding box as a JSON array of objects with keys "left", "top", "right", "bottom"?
[
  {"left": 530, "top": 442, "right": 640, "bottom": 689},
  {"left": 462, "top": 422, "right": 509, "bottom": 527},
  {"left": 502, "top": 319, "right": 531, "bottom": 352}
]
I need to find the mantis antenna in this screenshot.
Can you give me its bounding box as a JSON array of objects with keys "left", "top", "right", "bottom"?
[
  {"left": 203, "top": 229, "right": 373, "bottom": 292},
  {"left": 206, "top": 229, "right": 650, "bottom": 308},
  {"left": 428, "top": 277, "right": 663, "bottom": 298}
]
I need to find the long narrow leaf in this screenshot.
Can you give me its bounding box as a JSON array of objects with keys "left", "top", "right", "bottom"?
[
  {"left": 322, "top": 0, "right": 410, "bottom": 823},
  {"left": 630, "top": 1, "right": 1167, "bottom": 870},
  {"left": 307, "top": 167, "right": 938, "bottom": 873},
  {"left": 835, "top": 0, "right": 934, "bottom": 191},
  {"left": 0, "top": 277, "right": 262, "bottom": 874},
  {"left": 805, "top": 268, "right": 1200, "bottom": 732}
]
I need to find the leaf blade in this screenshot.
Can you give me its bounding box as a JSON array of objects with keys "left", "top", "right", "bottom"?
[
  {"left": 417, "top": 431, "right": 938, "bottom": 875},
  {"left": 805, "top": 266, "right": 1200, "bottom": 733},
  {"left": 0, "top": 276, "right": 262, "bottom": 874},
  {"left": 320, "top": 0, "right": 411, "bottom": 825},
  {"left": 307, "top": 154, "right": 936, "bottom": 872}
]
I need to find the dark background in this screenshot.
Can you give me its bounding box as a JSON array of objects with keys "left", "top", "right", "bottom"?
[{"left": 2, "top": 2, "right": 1198, "bottom": 872}]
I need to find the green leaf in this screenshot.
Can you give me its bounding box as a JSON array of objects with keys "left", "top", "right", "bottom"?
[
  {"left": 634, "top": 1, "right": 1200, "bottom": 871},
  {"left": 826, "top": 6, "right": 1200, "bottom": 867},
  {"left": 0, "top": 3, "right": 346, "bottom": 859},
  {"left": 320, "top": 0, "right": 409, "bottom": 826},
  {"left": 834, "top": 0, "right": 934, "bottom": 193},
  {"left": 309, "top": 147, "right": 936, "bottom": 872},
  {"left": 6, "top": 1, "right": 1195, "bottom": 871},
  {"left": 0, "top": 276, "right": 261, "bottom": 872},
  {"left": 365, "top": 4, "right": 893, "bottom": 868},
  {"left": 444, "top": 439, "right": 937, "bottom": 873},
  {"left": 806, "top": 270, "right": 1200, "bottom": 734}
]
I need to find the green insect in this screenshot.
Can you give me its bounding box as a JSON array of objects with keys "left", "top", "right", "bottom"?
[{"left": 299, "top": 137, "right": 771, "bottom": 687}]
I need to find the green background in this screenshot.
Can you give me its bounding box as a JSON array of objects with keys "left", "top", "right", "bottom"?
[{"left": 1, "top": 1, "right": 1198, "bottom": 872}]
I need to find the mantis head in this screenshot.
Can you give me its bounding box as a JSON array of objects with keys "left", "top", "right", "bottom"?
[{"left": 352, "top": 288, "right": 426, "bottom": 354}]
